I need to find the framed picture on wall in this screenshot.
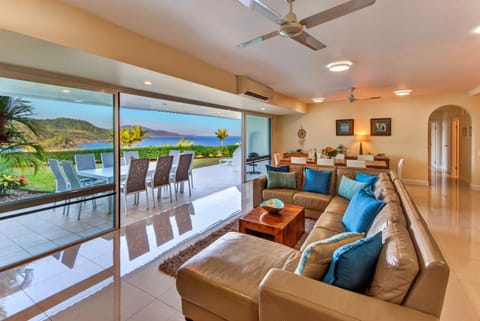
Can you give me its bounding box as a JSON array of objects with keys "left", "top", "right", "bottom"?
[
  {"left": 371, "top": 118, "right": 391, "bottom": 136},
  {"left": 336, "top": 119, "right": 354, "bottom": 136}
]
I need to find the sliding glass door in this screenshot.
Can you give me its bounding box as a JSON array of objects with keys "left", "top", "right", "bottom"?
[{"left": 245, "top": 114, "right": 271, "bottom": 181}]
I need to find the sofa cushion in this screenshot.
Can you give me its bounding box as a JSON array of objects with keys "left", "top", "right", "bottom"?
[
  {"left": 263, "top": 189, "right": 296, "bottom": 205},
  {"left": 267, "top": 171, "right": 296, "bottom": 189},
  {"left": 300, "top": 227, "right": 339, "bottom": 251},
  {"left": 289, "top": 164, "right": 305, "bottom": 191},
  {"left": 367, "top": 223, "right": 419, "bottom": 304},
  {"left": 303, "top": 168, "right": 332, "bottom": 194},
  {"left": 295, "top": 232, "right": 363, "bottom": 280},
  {"left": 314, "top": 212, "right": 346, "bottom": 233},
  {"left": 265, "top": 164, "right": 289, "bottom": 172},
  {"left": 338, "top": 176, "right": 370, "bottom": 200},
  {"left": 323, "top": 196, "right": 349, "bottom": 215},
  {"left": 322, "top": 232, "right": 383, "bottom": 293},
  {"left": 292, "top": 191, "right": 333, "bottom": 212},
  {"left": 342, "top": 188, "right": 386, "bottom": 233},
  {"left": 367, "top": 202, "right": 407, "bottom": 236}
]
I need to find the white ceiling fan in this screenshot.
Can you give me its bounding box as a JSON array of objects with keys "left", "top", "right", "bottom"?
[
  {"left": 237, "top": 0, "right": 376, "bottom": 51},
  {"left": 346, "top": 87, "right": 381, "bottom": 103}
]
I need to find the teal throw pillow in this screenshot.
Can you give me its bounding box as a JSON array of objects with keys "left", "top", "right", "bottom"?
[
  {"left": 267, "top": 171, "right": 296, "bottom": 189},
  {"left": 356, "top": 172, "right": 378, "bottom": 188},
  {"left": 342, "top": 188, "right": 386, "bottom": 233},
  {"left": 338, "top": 176, "right": 370, "bottom": 200},
  {"left": 265, "top": 164, "right": 289, "bottom": 172},
  {"left": 303, "top": 168, "right": 332, "bottom": 195},
  {"left": 322, "top": 232, "right": 383, "bottom": 293}
]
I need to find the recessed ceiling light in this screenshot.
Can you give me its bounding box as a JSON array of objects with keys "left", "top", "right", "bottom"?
[
  {"left": 473, "top": 25, "right": 480, "bottom": 34},
  {"left": 61, "top": 89, "right": 70, "bottom": 93},
  {"left": 312, "top": 97, "right": 325, "bottom": 103},
  {"left": 326, "top": 61, "right": 352, "bottom": 72},
  {"left": 144, "top": 81, "right": 152, "bottom": 85},
  {"left": 74, "top": 99, "right": 84, "bottom": 103},
  {"left": 393, "top": 89, "right": 412, "bottom": 96},
  {"left": 260, "top": 107, "right": 266, "bottom": 110}
]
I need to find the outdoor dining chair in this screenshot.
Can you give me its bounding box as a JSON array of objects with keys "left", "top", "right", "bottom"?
[
  {"left": 100, "top": 152, "right": 114, "bottom": 168},
  {"left": 74, "top": 153, "right": 102, "bottom": 184},
  {"left": 48, "top": 159, "right": 69, "bottom": 215},
  {"left": 183, "top": 150, "right": 195, "bottom": 187},
  {"left": 121, "top": 157, "right": 150, "bottom": 214},
  {"left": 123, "top": 151, "right": 139, "bottom": 165},
  {"left": 171, "top": 153, "right": 193, "bottom": 200},
  {"left": 147, "top": 155, "right": 174, "bottom": 207},
  {"left": 62, "top": 160, "right": 97, "bottom": 220}
]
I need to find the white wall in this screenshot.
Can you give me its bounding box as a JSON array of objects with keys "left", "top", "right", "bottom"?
[{"left": 277, "top": 93, "right": 480, "bottom": 187}]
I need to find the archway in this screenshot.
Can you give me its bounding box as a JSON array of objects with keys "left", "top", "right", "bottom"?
[{"left": 428, "top": 105, "right": 472, "bottom": 184}]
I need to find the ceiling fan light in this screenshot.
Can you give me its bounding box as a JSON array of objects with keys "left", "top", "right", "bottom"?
[
  {"left": 312, "top": 97, "right": 325, "bottom": 103},
  {"left": 473, "top": 25, "right": 480, "bottom": 34},
  {"left": 326, "top": 61, "right": 352, "bottom": 72},
  {"left": 393, "top": 89, "right": 412, "bottom": 96}
]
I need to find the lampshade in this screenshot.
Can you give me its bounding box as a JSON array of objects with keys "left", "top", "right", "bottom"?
[{"left": 356, "top": 134, "right": 368, "bottom": 142}]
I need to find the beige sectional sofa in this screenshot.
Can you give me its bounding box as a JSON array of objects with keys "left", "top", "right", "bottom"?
[{"left": 176, "top": 165, "right": 449, "bottom": 321}]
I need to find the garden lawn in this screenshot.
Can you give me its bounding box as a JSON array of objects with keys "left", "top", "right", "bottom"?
[{"left": 12, "top": 158, "right": 221, "bottom": 193}]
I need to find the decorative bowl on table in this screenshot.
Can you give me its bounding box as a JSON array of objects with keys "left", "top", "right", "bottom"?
[{"left": 261, "top": 198, "right": 285, "bottom": 214}]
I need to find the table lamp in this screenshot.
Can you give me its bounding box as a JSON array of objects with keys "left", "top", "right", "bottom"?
[{"left": 356, "top": 134, "right": 368, "bottom": 155}]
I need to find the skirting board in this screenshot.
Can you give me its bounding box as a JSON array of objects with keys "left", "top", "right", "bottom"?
[
  {"left": 470, "top": 184, "right": 480, "bottom": 191},
  {"left": 402, "top": 179, "right": 429, "bottom": 186}
]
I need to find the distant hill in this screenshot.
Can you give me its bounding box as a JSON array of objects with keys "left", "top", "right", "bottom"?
[{"left": 120, "top": 125, "right": 182, "bottom": 137}]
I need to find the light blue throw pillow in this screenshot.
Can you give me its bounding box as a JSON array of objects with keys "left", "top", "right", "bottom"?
[
  {"left": 338, "top": 176, "right": 369, "bottom": 200},
  {"left": 303, "top": 168, "right": 332, "bottom": 195},
  {"left": 267, "top": 171, "right": 296, "bottom": 189},
  {"left": 355, "top": 172, "right": 378, "bottom": 188},
  {"left": 322, "top": 232, "right": 383, "bottom": 293},
  {"left": 342, "top": 188, "right": 386, "bottom": 233}
]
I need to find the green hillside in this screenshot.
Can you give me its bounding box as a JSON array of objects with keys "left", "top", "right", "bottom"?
[{"left": 30, "top": 118, "right": 111, "bottom": 150}]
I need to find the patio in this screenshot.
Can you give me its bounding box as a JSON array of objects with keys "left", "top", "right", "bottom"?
[{"left": 0, "top": 162, "right": 260, "bottom": 270}]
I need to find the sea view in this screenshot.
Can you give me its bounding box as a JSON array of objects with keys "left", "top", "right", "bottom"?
[{"left": 78, "top": 135, "right": 242, "bottom": 149}]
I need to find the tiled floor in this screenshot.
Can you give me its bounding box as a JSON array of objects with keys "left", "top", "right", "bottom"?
[{"left": 1, "top": 171, "right": 478, "bottom": 320}]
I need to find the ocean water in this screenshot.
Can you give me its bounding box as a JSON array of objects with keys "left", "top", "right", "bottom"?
[{"left": 78, "top": 135, "right": 241, "bottom": 149}]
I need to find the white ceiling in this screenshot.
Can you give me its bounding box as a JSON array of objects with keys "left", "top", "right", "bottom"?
[{"left": 62, "top": 0, "right": 480, "bottom": 102}]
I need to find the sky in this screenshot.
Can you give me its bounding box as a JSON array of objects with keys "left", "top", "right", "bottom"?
[{"left": 29, "top": 98, "right": 241, "bottom": 136}]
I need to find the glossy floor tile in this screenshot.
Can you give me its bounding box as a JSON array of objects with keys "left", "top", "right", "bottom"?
[{"left": 1, "top": 171, "right": 478, "bottom": 320}]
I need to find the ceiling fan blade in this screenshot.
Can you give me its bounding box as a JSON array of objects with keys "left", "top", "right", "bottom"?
[
  {"left": 300, "top": 0, "right": 376, "bottom": 29},
  {"left": 236, "top": 31, "right": 279, "bottom": 48},
  {"left": 237, "top": 0, "right": 287, "bottom": 25},
  {"left": 292, "top": 31, "right": 326, "bottom": 51}
]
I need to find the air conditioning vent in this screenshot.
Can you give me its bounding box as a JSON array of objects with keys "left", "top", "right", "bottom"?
[{"left": 236, "top": 76, "right": 273, "bottom": 102}]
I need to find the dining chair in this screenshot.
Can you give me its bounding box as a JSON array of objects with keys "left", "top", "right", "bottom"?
[
  {"left": 171, "top": 153, "right": 193, "bottom": 200},
  {"left": 168, "top": 150, "right": 180, "bottom": 172},
  {"left": 48, "top": 159, "right": 69, "bottom": 215},
  {"left": 121, "top": 157, "right": 150, "bottom": 214},
  {"left": 290, "top": 156, "right": 307, "bottom": 164},
  {"left": 335, "top": 153, "right": 346, "bottom": 161},
  {"left": 123, "top": 151, "right": 139, "bottom": 165},
  {"left": 346, "top": 159, "right": 366, "bottom": 168},
  {"left": 101, "top": 152, "right": 114, "bottom": 168},
  {"left": 358, "top": 154, "right": 374, "bottom": 161},
  {"left": 147, "top": 155, "right": 174, "bottom": 207},
  {"left": 62, "top": 160, "right": 97, "bottom": 219},
  {"left": 317, "top": 158, "right": 335, "bottom": 166},
  {"left": 397, "top": 158, "right": 405, "bottom": 179},
  {"left": 273, "top": 152, "right": 283, "bottom": 166},
  {"left": 74, "top": 153, "right": 102, "bottom": 184},
  {"left": 183, "top": 150, "right": 195, "bottom": 187}
]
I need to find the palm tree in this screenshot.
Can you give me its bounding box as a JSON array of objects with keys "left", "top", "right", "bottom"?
[
  {"left": 215, "top": 128, "right": 229, "bottom": 147},
  {"left": 0, "top": 96, "right": 44, "bottom": 173},
  {"left": 119, "top": 125, "right": 150, "bottom": 147}
]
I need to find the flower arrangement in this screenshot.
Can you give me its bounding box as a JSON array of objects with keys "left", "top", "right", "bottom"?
[
  {"left": 0, "top": 174, "right": 29, "bottom": 196},
  {"left": 322, "top": 146, "right": 338, "bottom": 158}
]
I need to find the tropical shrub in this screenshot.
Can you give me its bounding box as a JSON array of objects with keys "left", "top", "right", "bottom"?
[{"left": 0, "top": 174, "right": 29, "bottom": 196}]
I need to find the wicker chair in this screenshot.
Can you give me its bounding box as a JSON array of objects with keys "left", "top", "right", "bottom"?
[
  {"left": 172, "top": 153, "right": 193, "bottom": 200},
  {"left": 147, "top": 156, "right": 174, "bottom": 206},
  {"left": 121, "top": 157, "right": 150, "bottom": 214}
]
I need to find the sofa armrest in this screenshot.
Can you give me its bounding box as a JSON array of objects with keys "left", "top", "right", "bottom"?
[
  {"left": 258, "top": 269, "right": 437, "bottom": 321},
  {"left": 253, "top": 175, "right": 267, "bottom": 207}
]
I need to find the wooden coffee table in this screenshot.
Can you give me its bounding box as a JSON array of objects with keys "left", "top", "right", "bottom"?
[{"left": 239, "top": 204, "right": 305, "bottom": 247}]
